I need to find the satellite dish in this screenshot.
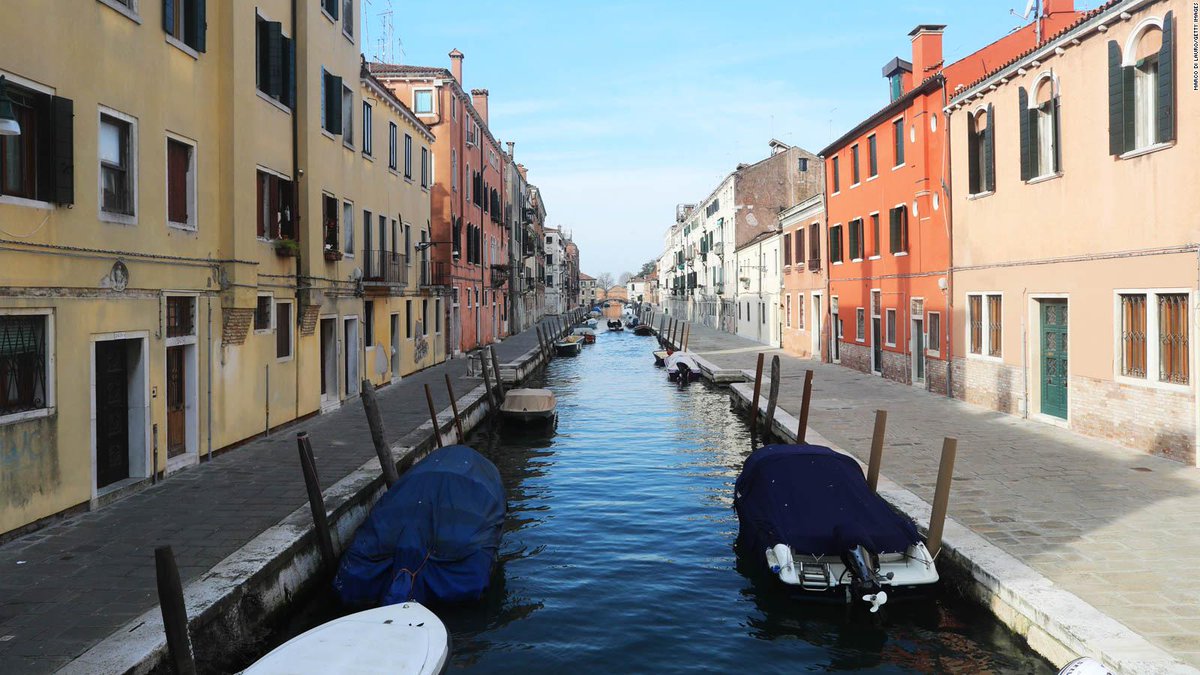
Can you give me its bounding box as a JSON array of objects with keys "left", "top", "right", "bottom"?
[
  {"left": 350, "top": 267, "right": 363, "bottom": 281},
  {"left": 1021, "top": 0, "right": 1036, "bottom": 19}
]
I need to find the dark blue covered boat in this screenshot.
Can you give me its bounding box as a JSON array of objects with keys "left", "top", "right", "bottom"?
[
  {"left": 334, "top": 445, "right": 505, "bottom": 607},
  {"left": 734, "top": 444, "right": 937, "bottom": 611}
]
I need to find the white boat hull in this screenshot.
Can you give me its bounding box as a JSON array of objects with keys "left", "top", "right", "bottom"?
[{"left": 763, "top": 542, "right": 939, "bottom": 603}]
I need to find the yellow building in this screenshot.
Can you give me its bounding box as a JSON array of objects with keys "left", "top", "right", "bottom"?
[{"left": 0, "top": 0, "right": 444, "bottom": 537}]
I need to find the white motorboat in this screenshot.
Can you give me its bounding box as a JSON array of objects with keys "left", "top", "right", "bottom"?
[
  {"left": 664, "top": 351, "right": 700, "bottom": 382},
  {"left": 244, "top": 602, "right": 449, "bottom": 674},
  {"left": 499, "top": 387, "right": 557, "bottom": 423}
]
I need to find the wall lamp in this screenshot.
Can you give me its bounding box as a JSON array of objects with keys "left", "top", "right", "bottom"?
[{"left": 0, "top": 77, "right": 21, "bottom": 136}]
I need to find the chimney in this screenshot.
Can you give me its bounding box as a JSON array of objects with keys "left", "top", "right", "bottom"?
[
  {"left": 449, "top": 48, "right": 463, "bottom": 85},
  {"left": 471, "top": 88, "right": 489, "bottom": 127},
  {"left": 1042, "top": 0, "right": 1075, "bottom": 15},
  {"left": 908, "top": 24, "right": 946, "bottom": 80},
  {"left": 506, "top": 141, "right": 514, "bottom": 158}
]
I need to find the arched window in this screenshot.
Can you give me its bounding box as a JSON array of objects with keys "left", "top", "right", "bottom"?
[
  {"left": 1019, "top": 75, "right": 1060, "bottom": 180},
  {"left": 1109, "top": 13, "right": 1175, "bottom": 155},
  {"left": 967, "top": 105, "right": 995, "bottom": 195}
]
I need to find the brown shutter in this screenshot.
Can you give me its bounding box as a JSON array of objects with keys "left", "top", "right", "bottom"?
[{"left": 167, "top": 141, "right": 189, "bottom": 223}]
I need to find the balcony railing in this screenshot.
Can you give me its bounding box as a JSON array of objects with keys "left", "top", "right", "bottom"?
[
  {"left": 420, "top": 260, "right": 450, "bottom": 287},
  {"left": 362, "top": 249, "right": 407, "bottom": 285}
]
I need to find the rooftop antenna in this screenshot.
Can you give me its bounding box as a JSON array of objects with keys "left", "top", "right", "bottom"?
[{"left": 371, "top": 0, "right": 397, "bottom": 62}]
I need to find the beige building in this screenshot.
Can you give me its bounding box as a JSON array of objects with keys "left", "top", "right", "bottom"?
[
  {"left": 0, "top": 0, "right": 444, "bottom": 537},
  {"left": 946, "top": 0, "right": 1197, "bottom": 463}
]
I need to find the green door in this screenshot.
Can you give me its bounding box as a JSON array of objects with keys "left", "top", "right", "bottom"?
[{"left": 1040, "top": 300, "right": 1068, "bottom": 419}]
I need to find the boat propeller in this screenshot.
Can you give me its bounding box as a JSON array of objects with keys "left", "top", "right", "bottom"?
[{"left": 862, "top": 590, "right": 888, "bottom": 613}]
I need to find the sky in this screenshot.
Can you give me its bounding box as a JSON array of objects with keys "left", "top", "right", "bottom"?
[{"left": 362, "top": 1, "right": 1096, "bottom": 279}]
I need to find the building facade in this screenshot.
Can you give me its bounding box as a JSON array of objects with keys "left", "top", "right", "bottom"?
[
  {"left": 947, "top": 0, "right": 1197, "bottom": 463},
  {"left": 734, "top": 232, "right": 782, "bottom": 347},
  {"left": 543, "top": 227, "right": 565, "bottom": 314},
  {"left": 780, "top": 195, "right": 827, "bottom": 359},
  {"left": 580, "top": 273, "right": 598, "bottom": 308}
]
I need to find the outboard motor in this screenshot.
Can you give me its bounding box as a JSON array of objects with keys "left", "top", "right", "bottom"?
[
  {"left": 835, "top": 526, "right": 891, "bottom": 612},
  {"left": 675, "top": 361, "right": 693, "bottom": 384}
]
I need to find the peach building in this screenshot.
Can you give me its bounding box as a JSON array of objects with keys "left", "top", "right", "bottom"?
[
  {"left": 780, "top": 195, "right": 827, "bottom": 359},
  {"left": 947, "top": 0, "right": 1197, "bottom": 463}
]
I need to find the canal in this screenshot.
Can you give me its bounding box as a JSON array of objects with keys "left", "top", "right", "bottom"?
[{"left": 250, "top": 325, "right": 1052, "bottom": 673}]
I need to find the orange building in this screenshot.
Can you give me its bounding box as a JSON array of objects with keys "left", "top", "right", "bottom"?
[
  {"left": 820, "top": 4, "right": 1083, "bottom": 393},
  {"left": 370, "top": 51, "right": 509, "bottom": 355}
]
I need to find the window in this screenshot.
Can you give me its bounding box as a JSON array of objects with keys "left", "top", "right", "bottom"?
[
  {"left": 321, "top": 69, "right": 342, "bottom": 134},
  {"left": 451, "top": 149, "right": 458, "bottom": 191},
  {"left": 321, "top": 0, "right": 338, "bottom": 19},
  {"left": 831, "top": 156, "right": 839, "bottom": 192},
  {"left": 255, "top": 16, "right": 295, "bottom": 107},
  {"left": 413, "top": 89, "right": 433, "bottom": 115},
  {"left": 867, "top": 134, "right": 878, "bottom": 177},
  {"left": 850, "top": 144, "right": 860, "bottom": 184},
  {"left": 889, "top": 74, "right": 904, "bottom": 101},
  {"left": 322, "top": 193, "right": 339, "bottom": 253},
  {"left": 829, "top": 225, "right": 843, "bottom": 264},
  {"left": 364, "top": 301, "right": 374, "bottom": 344},
  {"left": 166, "top": 137, "right": 195, "bottom": 229},
  {"left": 809, "top": 225, "right": 820, "bottom": 270},
  {"left": 257, "top": 170, "right": 295, "bottom": 240},
  {"left": 254, "top": 295, "right": 273, "bottom": 331},
  {"left": 405, "top": 299, "right": 413, "bottom": 338},
  {"left": 435, "top": 299, "right": 442, "bottom": 332},
  {"left": 885, "top": 308, "right": 897, "bottom": 346},
  {"left": 0, "top": 313, "right": 52, "bottom": 419},
  {"left": 342, "top": 0, "right": 353, "bottom": 38},
  {"left": 362, "top": 101, "right": 372, "bottom": 155},
  {"left": 798, "top": 294, "right": 805, "bottom": 330},
  {"left": 276, "top": 302, "right": 293, "bottom": 359},
  {"left": 1119, "top": 291, "right": 1190, "bottom": 385},
  {"left": 1109, "top": 17, "right": 1176, "bottom": 155},
  {"left": 785, "top": 294, "right": 792, "bottom": 327},
  {"left": 166, "top": 296, "right": 195, "bottom": 338},
  {"left": 420, "top": 147, "right": 429, "bottom": 188},
  {"left": 794, "top": 229, "right": 805, "bottom": 269},
  {"left": 1020, "top": 81, "right": 1060, "bottom": 180},
  {"left": 968, "top": 293, "right": 1002, "bottom": 357},
  {"left": 163, "top": 0, "right": 207, "bottom": 52},
  {"left": 1158, "top": 294, "right": 1188, "bottom": 384},
  {"left": 99, "top": 111, "right": 135, "bottom": 218},
  {"left": 1120, "top": 294, "right": 1148, "bottom": 378},
  {"left": 386, "top": 122, "right": 397, "bottom": 170},
  {"left": 783, "top": 233, "right": 792, "bottom": 267},
  {"left": 967, "top": 106, "right": 995, "bottom": 194},
  {"left": 870, "top": 213, "right": 881, "bottom": 256},
  {"left": 849, "top": 219, "right": 863, "bottom": 261},
  {"left": 422, "top": 300, "right": 429, "bottom": 334},
  {"left": 404, "top": 223, "right": 412, "bottom": 261},
  {"left": 928, "top": 312, "right": 941, "bottom": 355},
  {"left": 889, "top": 206, "right": 908, "bottom": 254},
  {"left": 893, "top": 118, "right": 905, "bottom": 166},
  {"left": 404, "top": 134, "right": 412, "bottom": 179},
  {"left": 856, "top": 308, "right": 865, "bottom": 341},
  {"left": 341, "top": 84, "right": 353, "bottom": 146},
  {"left": 342, "top": 200, "right": 354, "bottom": 255}
]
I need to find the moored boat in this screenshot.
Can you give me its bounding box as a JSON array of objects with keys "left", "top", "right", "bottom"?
[
  {"left": 606, "top": 319, "right": 624, "bottom": 331},
  {"left": 633, "top": 324, "right": 654, "bottom": 336},
  {"left": 665, "top": 351, "right": 700, "bottom": 382},
  {"left": 499, "top": 387, "right": 557, "bottom": 424},
  {"left": 573, "top": 327, "right": 596, "bottom": 344},
  {"left": 734, "top": 444, "right": 938, "bottom": 611},
  {"left": 585, "top": 318, "right": 598, "bottom": 329},
  {"left": 555, "top": 334, "right": 584, "bottom": 355},
  {"left": 653, "top": 349, "right": 670, "bottom": 367},
  {"left": 243, "top": 602, "right": 449, "bottom": 674}
]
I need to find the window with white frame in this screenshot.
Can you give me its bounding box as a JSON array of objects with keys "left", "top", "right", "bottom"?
[
  {"left": 785, "top": 294, "right": 792, "bottom": 328},
  {"left": 99, "top": 110, "right": 136, "bottom": 219},
  {"left": 798, "top": 293, "right": 805, "bottom": 330},
  {"left": 166, "top": 136, "right": 195, "bottom": 229},
  {"left": 388, "top": 122, "right": 397, "bottom": 169},
  {"left": 0, "top": 311, "right": 54, "bottom": 420},
  {"left": 342, "top": 200, "right": 354, "bottom": 256},
  {"left": 420, "top": 147, "right": 429, "bottom": 188},
  {"left": 404, "top": 134, "right": 412, "bottom": 179},
  {"left": 968, "top": 293, "right": 1002, "bottom": 357},
  {"left": 361, "top": 101, "right": 372, "bottom": 156},
  {"left": 1119, "top": 291, "right": 1189, "bottom": 385},
  {"left": 275, "top": 301, "right": 293, "bottom": 359},
  {"left": 885, "top": 308, "right": 897, "bottom": 346},
  {"left": 341, "top": 84, "right": 353, "bottom": 147},
  {"left": 928, "top": 312, "right": 942, "bottom": 355},
  {"left": 413, "top": 89, "right": 433, "bottom": 115},
  {"left": 341, "top": 0, "right": 353, "bottom": 39},
  {"left": 1109, "top": 15, "right": 1176, "bottom": 156},
  {"left": 856, "top": 308, "right": 865, "bottom": 342}
]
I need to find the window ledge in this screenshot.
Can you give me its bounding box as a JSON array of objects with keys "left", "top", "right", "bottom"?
[
  {"left": 850, "top": 182, "right": 861, "bottom": 189},
  {"left": 966, "top": 353, "right": 1005, "bottom": 363},
  {"left": 321, "top": 129, "right": 337, "bottom": 141},
  {"left": 866, "top": 175, "right": 878, "bottom": 182},
  {"left": 256, "top": 90, "right": 293, "bottom": 115},
  {"left": 967, "top": 190, "right": 994, "bottom": 201},
  {"left": 97, "top": 0, "right": 142, "bottom": 23},
  {"left": 165, "top": 34, "right": 199, "bottom": 60},
  {"left": 389, "top": 167, "right": 400, "bottom": 176},
  {"left": 893, "top": 251, "right": 909, "bottom": 257},
  {"left": 277, "top": 355, "right": 295, "bottom": 363},
  {"left": 927, "top": 350, "right": 941, "bottom": 358},
  {"left": 0, "top": 195, "right": 55, "bottom": 210},
  {"left": 0, "top": 407, "right": 54, "bottom": 427},
  {"left": 321, "top": 8, "right": 336, "bottom": 23},
  {"left": 342, "top": 30, "right": 355, "bottom": 44},
  {"left": 851, "top": 258, "right": 863, "bottom": 263},
  {"left": 832, "top": 261, "right": 843, "bottom": 266},
  {"left": 100, "top": 211, "right": 138, "bottom": 226},
  {"left": 831, "top": 190, "right": 841, "bottom": 197},
  {"left": 1119, "top": 141, "right": 1174, "bottom": 161},
  {"left": 404, "top": 177, "right": 414, "bottom": 184},
  {"left": 343, "top": 140, "right": 355, "bottom": 152},
  {"left": 363, "top": 152, "right": 375, "bottom": 162},
  {"left": 868, "top": 255, "right": 881, "bottom": 260},
  {"left": 1114, "top": 374, "right": 1191, "bottom": 394},
  {"left": 892, "top": 163, "right": 905, "bottom": 171},
  {"left": 1025, "top": 172, "right": 1062, "bottom": 185},
  {"left": 168, "top": 222, "right": 197, "bottom": 233}
]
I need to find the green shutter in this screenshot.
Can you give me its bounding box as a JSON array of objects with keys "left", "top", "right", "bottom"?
[
  {"left": 1157, "top": 11, "right": 1174, "bottom": 143},
  {"left": 1107, "top": 41, "right": 1125, "bottom": 155},
  {"left": 188, "top": 0, "right": 206, "bottom": 52},
  {"left": 162, "top": 0, "right": 174, "bottom": 34},
  {"left": 51, "top": 96, "right": 74, "bottom": 206},
  {"left": 983, "top": 103, "right": 995, "bottom": 192},
  {"left": 1018, "top": 87, "right": 1031, "bottom": 181},
  {"left": 889, "top": 208, "right": 899, "bottom": 253},
  {"left": 1121, "top": 64, "right": 1135, "bottom": 152},
  {"left": 1028, "top": 106, "right": 1040, "bottom": 178},
  {"left": 327, "top": 73, "right": 342, "bottom": 134},
  {"left": 282, "top": 36, "right": 296, "bottom": 109},
  {"left": 1052, "top": 97, "right": 1062, "bottom": 172},
  {"left": 266, "top": 22, "right": 283, "bottom": 99}
]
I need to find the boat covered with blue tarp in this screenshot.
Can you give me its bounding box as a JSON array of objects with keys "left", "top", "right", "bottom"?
[{"left": 334, "top": 445, "right": 506, "bottom": 607}]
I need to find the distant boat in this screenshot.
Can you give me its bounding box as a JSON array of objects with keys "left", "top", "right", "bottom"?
[
  {"left": 652, "top": 349, "right": 670, "bottom": 367},
  {"left": 633, "top": 324, "right": 654, "bottom": 336},
  {"left": 573, "top": 327, "right": 596, "bottom": 344},
  {"left": 606, "top": 319, "right": 624, "bottom": 331},
  {"left": 585, "top": 318, "right": 598, "bottom": 329},
  {"left": 500, "top": 387, "right": 557, "bottom": 424},
  {"left": 555, "top": 334, "right": 584, "bottom": 355},
  {"left": 243, "top": 603, "right": 449, "bottom": 674}
]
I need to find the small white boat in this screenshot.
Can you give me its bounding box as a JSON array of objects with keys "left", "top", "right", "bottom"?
[
  {"left": 664, "top": 352, "right": 700, "bottom": 382},
  {"left": 585, "top": 318, "right": 598, "bottom": 329},
  {"left": 244, "top": 602, "right": 449, "bottom": 674},
  {"left": 499, "top": 387, "right": 557, "bottom": 424}
]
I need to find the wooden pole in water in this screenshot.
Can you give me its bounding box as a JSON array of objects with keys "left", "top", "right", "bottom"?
[
  {"left": 480, "top": 353, "right": 497, "bottom": 410},
  {"left": 764, "top": 355, "right": 781, "bottom": 439},
  {"left": 445, "top": 373, "right": 465, "bottom": 443},
  {"left": 683, "top": 322, "right": 690, "bottom": 351},
  {"left": 360, "top": 380, "right": 399, "bottom": 487},
  {"left": 535, "top": 325, "right": 546, "bottom": 360},
  {"left": 296, "top": 432, "right": 336, "bottom": 570},
  {"left": 424, "top": 384, "right": 444, "bottom": 448},
  {"left": 797, "top": 370, "right": 814, "bottom": 443},
  {"left": 926, "top": 437, "right": 958, "bottom": 558},
  {"left": 490, "top": 345, "right": 506, "bottom": 398},
  {"left": 749, "top": 353, "right": 765, "bottom": 432},
  {"left": 866, "top": 410, "right": 888, "bottom": 491},
  {"left": 154, "top": 545, "right": 197, "bottom": 675}
]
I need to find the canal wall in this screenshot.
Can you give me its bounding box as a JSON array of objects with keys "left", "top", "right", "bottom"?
[
  {"left": 726, "top": 378, "right": 1193, "bottom": 675},
  {"left": 63, "top": 341, "right": 555, "bottom": 674}
]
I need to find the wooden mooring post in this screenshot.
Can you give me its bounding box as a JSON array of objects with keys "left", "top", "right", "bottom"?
[
  {"left": 748, "top": 353, "right": 765, "bottom": 432},
  {"left": 866, "top": 410, "right": 888, "bottom": 491},
  {"left": 296, "top": 432, "right": 336, "bottom": 570},
  {"left": 926, "top": 437, "right": 958, "bottom": 558},
  {"left": 480, "top": 353, "right": 497, "bottom": 410},
  {"left": 763, "top": 355, "right": 781, "bottom": 439},
  {"left": 445, "top": 374, "right": 465, "bottom": 443},
  {"left": 797, "top": 370, "right": 814, "bottom": 443},
  {"left": 424, "top": 384, "right": 444, "bottom": 448},
  {"left": 154, "top": 545, "right": 197, "bottom": 675},
  {"left": 489, "top": 345, "right": 506, "bottom": 398},
  {"left": 682, "top": 322, "right": 690, "bottom": 351},
  {"left": 360, "top": 380, "right": 400, "bottom": 487}
]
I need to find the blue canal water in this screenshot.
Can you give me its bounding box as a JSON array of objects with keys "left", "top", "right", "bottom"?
[{"left": 246, "top": 326, "right": 1051, "bottom": 673}]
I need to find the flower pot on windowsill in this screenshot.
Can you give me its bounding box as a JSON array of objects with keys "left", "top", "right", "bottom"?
[
  {"left": 324, "top": 249, "right": 343, "bottom": 262},
  {"left": 274, "top": 239, "right": 301, "bottom": 257}
]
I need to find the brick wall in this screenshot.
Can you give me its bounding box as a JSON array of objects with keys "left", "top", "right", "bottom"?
[
  {"left": 953, "top": 356, "right": 1024, "bottom": 415},
  {"left": 222, "top": 308, "right": 255, "bottom": 346},
  {"left": 1071, "top": 375, "right": 1195, "bottom": 464},
  {"left": 927, "top": 358, "right": 949, "bottom": 396},
  {"left": 881, "top": 349, "right": 910, "bottom": 385},
  {"left": 839, "top": 341, "right": 871, "bottom": 374},
  {"left": 733, "top": 146, "right": 823, "bottom": 248}
]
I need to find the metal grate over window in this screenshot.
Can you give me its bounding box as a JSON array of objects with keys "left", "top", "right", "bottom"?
[
  {"left": 1158, "top": 293, "right": 1188, "bottom": 384},
  {"left": 1120, "top": 294, "right": 1147, "bottom": 378},
  {"left": 167, "top": 297, "right": 195, "bottom": 338},
  {"left": 0, "top": 315, "right": 47, "bottom": 416}
]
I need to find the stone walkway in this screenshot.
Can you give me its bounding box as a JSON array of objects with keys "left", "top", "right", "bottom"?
[
  {"left": 669, "top": 319, "right": 1200, "bottom": 668},
  {"left": 0, "top": 317, "right": 562, "bottom": 673}
]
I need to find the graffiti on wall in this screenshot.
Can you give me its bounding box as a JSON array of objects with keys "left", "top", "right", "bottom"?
[
  {"left": 0, "top": 417, "right": 60, "bottom": 511},
  {"left": 413, "top": 320, "right": 428, "bottom": 363}
]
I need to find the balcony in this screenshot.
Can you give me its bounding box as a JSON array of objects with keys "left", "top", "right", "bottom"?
[
  {"left": 420, "top": 260, "right": 450, "bottom": 287},
  {"left": 362, "top": 250, "right": 407, "bottom": 292}
]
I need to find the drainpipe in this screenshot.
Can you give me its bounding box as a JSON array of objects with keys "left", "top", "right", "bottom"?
[
  {"left": 205, "top": 295, "right": 212, "bottom": 461},
  {"left": 291, "top": 0, "right": 302, "bottom": 419},
  {"left": 941, "top": 79, "right": 955, "bottom": 399}
]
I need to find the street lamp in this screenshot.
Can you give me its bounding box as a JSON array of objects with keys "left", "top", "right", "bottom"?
[
  {"left": 413, "top": 240, "right": 455, "bottom": 253},
  {"left": 0, "top": 77, "right": 21, "bottom": 136}
]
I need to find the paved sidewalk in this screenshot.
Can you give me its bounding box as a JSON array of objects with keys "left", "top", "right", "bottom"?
[
  {"left": 0, "top": 317, "right": 562, "bottom": 673},
  {"left": 671, "top": 320, "right": 1200, "bottom": 667}
]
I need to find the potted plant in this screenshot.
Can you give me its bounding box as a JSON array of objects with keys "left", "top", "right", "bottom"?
[
  {"left": 324, "top": 243, "right": 343, "bottom": 261},
  {"left": 274, "top": 239, "right": 300, "bottom": 257}
]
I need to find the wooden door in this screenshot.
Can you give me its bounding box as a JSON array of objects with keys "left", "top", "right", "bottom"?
[
  {"left": 95, "top": 340, "right": 130, "bottom": 488},
  {"left": 872, "top": 318, "right": 883, "bottom": 373},
  {"left": 166, "top": 345, "right": 186, "bottom": 458},
  {"left": 1040, "top": 300, "right": 1069, "bottom": 419},
  {"left": 912, "top": 319, "right": 925, "bottom": 383}
]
